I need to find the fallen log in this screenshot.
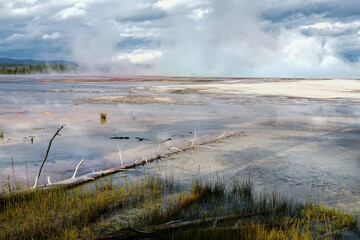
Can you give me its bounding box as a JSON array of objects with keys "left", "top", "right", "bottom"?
[
  {"left": 96, "top": 227, "right": 161, "bottom": 240},
  {"left": 0, "top": 129, "right": 246, "bottom": 200},
  {"left": 110, "top": 136, "right": 129, "bottom": 139},
  {"left": 154, "top": 209, "right": 278, "bottom": 230},
  {"left": 96, "top": 209, "right": 278, "bottom": 239}
]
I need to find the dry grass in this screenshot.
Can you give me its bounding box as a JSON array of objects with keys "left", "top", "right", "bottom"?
[
  {"left": 0, "top": 125, "right": 3, "bottom": 139},
  {"left": 0, "top": 176, "right": 167, "bottom": 239},
  {"left": 100, "top": 112, "right": 107, "bottom": 120},
  {"left": 154, "top": 178, "right": 357, "bottom": 240},
  {"left": 0, "top": 175, "right": 357, "bottom": 240}
]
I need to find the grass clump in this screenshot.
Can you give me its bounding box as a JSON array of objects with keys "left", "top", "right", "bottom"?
[
  {"left": 100, "top": 112, "right": 107, "bottom": 120},
  {"left": 0, "top": 175, "right": 358, "bottom": 240},
  {"left": 155, "top": 177, "right": 358, "bottom": 240},
  {"left": 1, "top": 177, "right": 115, "bottom": 239},
  {"left": 0, "top": 176, "right": 168, "bottom": 239},
  {"left": 0, "top": 125, "right": 4, "bottom": 139},
  {"left": 100, "top": 112, "right": 107, "bottom": 124}
]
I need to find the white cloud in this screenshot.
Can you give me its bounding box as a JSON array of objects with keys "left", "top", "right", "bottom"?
[
  {"left": 0, "top": 0, "right": 41, "bottom": 17},
  {"left": 118, "top": 25, "right": 162, "bottom": 39},
  {"left": 300, "top": 21, "right": 360, "bottom": 32},
  {"left": 113, "top": 49, "right": 162, "bottom": 63},
  {"left": 281, "top": 33, "right": 328, "bottom": 65},
  {"left": 5, "top": 32, "right": 40, "bottom": 41},
  {"left": 7, "top": 0, "right": 37, "bottom": 4},
  {"left": 2, "top": 0, "right": 360, "bottom": 77},
  {"left": 42, "top": 32, "right": 61, "bottom": 40},
  {"left": 153, "top": 0, "right": 205, "bottom": 10},
  {"left": 153, "top": 0, "right": 183, "bottom": 10},
  {"left": 6, "top": 33, "right": 27, "bottom": 41},
  {"left": 54, "top": 2, "right": 86, "bottom": 20},
  {"left": 11, "top": 8, "right": 29, "bottom": 15},
  {"left": 189, "top": 7, "right": 212, "bottom": 20}
]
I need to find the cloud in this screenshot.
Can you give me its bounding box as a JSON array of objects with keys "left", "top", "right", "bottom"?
[
  {"left": 54, "top": 2, "right": 86, "bottom": 20},
  {"left": 188, "top": 7, "right": 212, "bottom": 21},
  {"left": 42, "top": 32, "right": 61, "bottom": 40},
  {"left": 153, "top": 0, "right": 207, "bottom": 11},
  {"left": 6, "top": 33, "right": 28, "bottom": 41},
  {"left": 153, "top": 0, "right": 183, "bottom": 10},
  {"left": 1, "top": 0, "right": 360, "bottom": 77},
  {"left": 151, "top": 0, "right": 360, "bottom": 77},
  {"left": 300, "top": 21, "right": 360, "bottom": 36},
  {"left": 154, "top": 0, "right": 277, "bottom": 76},
  {"left": 112, "top": 49, "right": 162, "bottom": 63}
]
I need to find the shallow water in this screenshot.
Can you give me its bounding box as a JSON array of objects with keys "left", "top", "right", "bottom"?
[{"left": 0, "top": 75, "right": 359, "bottom": 212}]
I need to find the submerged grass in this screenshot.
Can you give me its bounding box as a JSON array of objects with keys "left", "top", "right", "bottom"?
[{"left": 0, "top": 174, "right": 358, "bottom": 240}]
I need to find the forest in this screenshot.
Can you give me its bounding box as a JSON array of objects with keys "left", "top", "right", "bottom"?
[{"left": 0, "top": 63, "right": 77, "bottom": 74}]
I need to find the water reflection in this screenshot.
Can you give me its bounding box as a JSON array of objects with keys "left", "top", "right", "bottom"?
[
  {"left": 100, "top": 118, "right": 107, "bottom": 125},
  {"left": 0, "top": 76, "right": 359, "bottom": 212}
]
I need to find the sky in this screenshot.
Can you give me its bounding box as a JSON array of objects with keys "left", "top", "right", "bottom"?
[{"left": 1, "top": 0, "right": 360, "bottom": 77}]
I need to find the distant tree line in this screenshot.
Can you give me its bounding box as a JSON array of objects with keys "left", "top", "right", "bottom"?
[{"left": 0, "top": 63, "right": 78, "bottom": 74}]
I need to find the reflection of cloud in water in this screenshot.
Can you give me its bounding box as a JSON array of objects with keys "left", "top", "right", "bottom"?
[{"left": 1, "top": 76, "right": 360, "bottom": 211}]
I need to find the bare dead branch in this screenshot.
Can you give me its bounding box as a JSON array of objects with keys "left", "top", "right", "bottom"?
[
  {"left": 117, "top": 145, "right": 125, "bottom": 165},
  {"left": 33, "top": 126, "right": 64, "bottom": 189},
  {"left": 190, "top": 130, "right": 197, "bottom": 147},
  {"left": 72, "top": 158, "right": 85, "bottom": 179}
]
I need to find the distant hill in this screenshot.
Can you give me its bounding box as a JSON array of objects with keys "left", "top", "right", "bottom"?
[{"left": 0, "top": 57, "right": 76, "bottom": 65}]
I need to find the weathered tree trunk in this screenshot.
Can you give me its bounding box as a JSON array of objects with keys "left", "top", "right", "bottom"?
[
  {"left": 154, "top": 209, "right": 278, "bottom": 230},
  {"left": 0, "top": 130, "right": 246, "bottom": 200}
]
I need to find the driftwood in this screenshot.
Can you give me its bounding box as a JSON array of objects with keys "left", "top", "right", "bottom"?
[
  {"left": 110, "top": 136, "right": 129, "bottom": 139},
  {"left": 161, "top": 138, "right": 172, "bottom": 143},
  {"left": 0, "top": 128, "right": 246, "bottom": 199},
  {"left": 33, "top": 126, "right": 64, "bottom": 188},
  {"left": 135, "top": 137, "right": 150, "bottom": 142},
  {"left": 96, "top": 209, "right": 278, "bottom": 240},
  {"left": 97, "top": 227, "right": 162, "bottom": 240},
  {"left": 154, "top": 209, "right": 278, "bottom": 230}
]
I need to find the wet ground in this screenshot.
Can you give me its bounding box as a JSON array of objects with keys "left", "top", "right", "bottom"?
[{"left": 0, "top": 75, "right": 359, "bottom": 213}]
